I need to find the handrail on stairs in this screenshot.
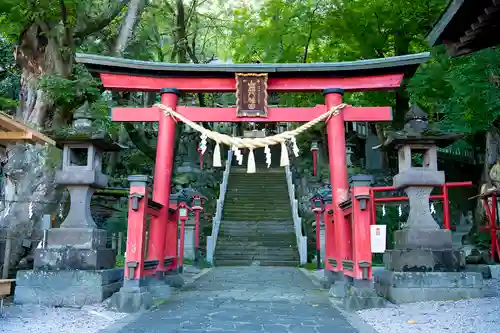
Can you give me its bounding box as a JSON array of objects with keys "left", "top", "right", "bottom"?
[
  {"left": 284, "top": 165, "right": 307, "bottom": 264},
  {"left": 206, "top": 150, "right": 233, "bottom": 265}
]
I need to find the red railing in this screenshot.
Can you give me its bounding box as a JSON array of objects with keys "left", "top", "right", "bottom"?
[{"left": 369, "top": 181, "right": 473, "bottom": 229}]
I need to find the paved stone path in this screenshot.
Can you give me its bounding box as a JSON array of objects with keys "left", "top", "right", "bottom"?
[{"left": 108, "top": 267, "right": 360, "bottom": 333}]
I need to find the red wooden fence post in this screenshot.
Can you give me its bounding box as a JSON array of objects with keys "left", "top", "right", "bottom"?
[
  {"left": 124, "top": 175, "right": 149, "bottom": 286},
  {"left": 350, "top": 176, "right": 374, "bottom": 281}
]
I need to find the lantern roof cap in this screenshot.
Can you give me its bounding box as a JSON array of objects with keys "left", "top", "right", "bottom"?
[{"left": 374, "top": 104, "right": 462, "bottom": 150}]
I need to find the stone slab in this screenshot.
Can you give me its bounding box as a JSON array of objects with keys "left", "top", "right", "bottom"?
[
  {"left": 56, "top": 169, "right": 107, "bottom": 188},
  {"left": 14, "top": 269, "right": 123, "bottom": 307},
  {"left": 393, "top": 229, "right": 453, "bottom": 250},
  {"left": 489, "top": 265, "right": 500, "bottom": 279},
  {"left": 374, "top": 269, "right": 484, "bottom": 304},
  {"left": 108, "top": 286, "right": 153, "bottom": 313},
  {"left": 383, "top": 248, "right": 465, "bottom": 272},
  {"left": 46, "top": 228, "right": 108, "bottom": 249},
  {"left": 161, "top": 272, "right": 185, "bottom": 288},
  {"left": 328, "top": 271, "right": 350, "bottom": 298},
  {"left": 343, "top": 285, "right": 386, "bottom": 311},
  {"left": 393, "top": 168, "right": 444, "bottom": 188},
  {"left": 34, "top": 247, "right": 116, "bottom": 270},
  {"left": 464, "top": 264, "right": 492, "bottom": 279}
]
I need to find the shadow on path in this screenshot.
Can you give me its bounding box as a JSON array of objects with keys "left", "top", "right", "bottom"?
[{"left": 106, "top": 267, "right": 360, "bottom": 333}]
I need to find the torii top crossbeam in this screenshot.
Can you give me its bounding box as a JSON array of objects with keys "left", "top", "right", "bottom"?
[
  {"left": 76, "top": 52, "right": 429, "bottom": 123},
  {"left": 77, "top": 52, "right": 429, "bottom": 93}
]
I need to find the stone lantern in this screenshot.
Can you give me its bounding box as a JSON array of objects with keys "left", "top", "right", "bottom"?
[
  {"left": 15, "top": 102, "right": 124, "bottom": 307},
  {"left": 373, "top": 105, "right": 483, "bottom": 304}
]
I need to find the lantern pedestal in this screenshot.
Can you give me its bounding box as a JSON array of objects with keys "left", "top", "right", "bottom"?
[
  {"left": 182, "top": 218, "right": 196, "bottom": 261},
  {"left": 374, "top": 105, "right": 484, "bottom": 304},
  {"left": 15, "top": 104, "right": 123, "bottom": 307}
]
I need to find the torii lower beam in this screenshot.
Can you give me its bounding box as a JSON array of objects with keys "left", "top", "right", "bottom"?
[{"left": 112, "top": 105, "right": 392, "bottom": 123}]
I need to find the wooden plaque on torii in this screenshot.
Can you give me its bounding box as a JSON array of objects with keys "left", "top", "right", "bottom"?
[{"left": 236, "top": 73, "right": 268, "bottom": 117}]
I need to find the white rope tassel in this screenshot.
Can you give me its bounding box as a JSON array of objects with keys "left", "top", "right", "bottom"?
[
  {"left": 213, "top": 142, "right": 222, "bottom": 167},
  {"left": 247, "top": 149, "right": 256, "bottom": 173},
  {"left": 290, "top": 137, "right": 300, "bottom": 157},
  {"left": 280, "top": 141, "right": 289, "bottom": 167},
  {"left": 264, "top": 145, "right": 271, "bottom": 168},
  {"left": 200, "top": 133, "right": 208, "bottom": 154},
  {"left": 382, "top": 204, "right": 386, "bottom": 217},
  {"left": 398, "top": 204, "right": 402, "bottom": 217},
  {"left": 430, "top": 203, "right": 436, "bottom": 214}
]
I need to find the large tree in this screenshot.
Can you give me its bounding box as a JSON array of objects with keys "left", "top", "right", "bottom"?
[{"left": 0, "top": 0, "right": 133, "bottom": 269}]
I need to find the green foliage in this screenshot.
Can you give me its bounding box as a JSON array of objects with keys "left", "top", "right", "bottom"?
[
  {"left": 408, "top": 47, "right": 500, "bottom": 134},
  {"left": 115, "top": 254, "right": 125, "bottom": 268},
  {"left": 37, "top": 64, "right": 101, "bottom": 109}
]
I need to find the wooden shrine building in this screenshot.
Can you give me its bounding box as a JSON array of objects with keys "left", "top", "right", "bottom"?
[
  {"left": 0, "top": 112, "right": 55, "bottom": 146},
  {"left": 428, "top": 0, "right": 500, "bottom": 56}
]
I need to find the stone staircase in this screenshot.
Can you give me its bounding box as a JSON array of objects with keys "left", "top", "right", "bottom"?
[{"left": 214, "top": 146, "right": 299, "bottom": 266}]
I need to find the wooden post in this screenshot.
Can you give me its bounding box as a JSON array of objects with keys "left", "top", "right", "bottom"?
[
  {"left": 111, "top": 233, "right": 117, "bottom": 250},
  {"left": 2, "top": 232, "right": 11, "bottom": 279},
  {"left": 117, "top": 232, "right": 123, "bottom": 255}
]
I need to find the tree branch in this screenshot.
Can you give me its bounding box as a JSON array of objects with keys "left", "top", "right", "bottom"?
[
  {"left": 123, "top": 123, "right": 156, "bottom": 160},
  {"left": 75, "top": 0, "right": 132, "bottom": 39}
]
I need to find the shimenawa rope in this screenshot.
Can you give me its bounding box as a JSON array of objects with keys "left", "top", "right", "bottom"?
[{"left": 154, "top": 103, "right": 348, "bottom": 173}]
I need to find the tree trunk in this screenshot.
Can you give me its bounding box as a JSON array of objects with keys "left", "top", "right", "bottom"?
[
  {"left": 475, "top": 128, "right": 500, "bottom": 232},
  {"left": 106, "top": 0, "right": 148, "bottom": 175}
]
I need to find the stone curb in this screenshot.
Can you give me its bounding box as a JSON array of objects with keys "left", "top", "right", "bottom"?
[
  {"left": 182, "top": 267, "right": 213, "bottom": 287},
  {"left": 298, "top": 268, "right": 323, "bottom": 288},
  {"left": 489, "top": 265, "right": 500, "bottom": 280},
  {"left": 298, "top": 268, "right": 379, "bottom": 333},
  {"left": 98, "top": 267, "right": 213, "bottom": 333}
]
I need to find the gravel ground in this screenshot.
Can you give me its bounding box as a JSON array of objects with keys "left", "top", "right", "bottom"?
[
  {"left": 0, "top": 303, "right": 129, "bottom": 333},
  {"left": 357, "top": 278, "right": 500, "bottom": 333},
  {"left": 0, "top": 265, "right": 205, "bottom": 333}
]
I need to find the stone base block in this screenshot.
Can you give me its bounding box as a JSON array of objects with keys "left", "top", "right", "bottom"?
[
  {"left": 374, "top": 270, "right": 484, "bottom": 304},
  {"left": 161, "top": 272, "right": 185, "bottom": 288},
  {"left": 490, "top": 265, "right": 500, "bottom": 279},
  {"left": 464, "top": 264, "right": 492, "bottom": 279},
  {"left": 146, "top": 278, "right": 172, "bottom": 299},
  {"left": 343, "top": 281, "right": 386, "bottom": 311},
  {"left": 384, "top": 249, "right": 465, "bottom": 272},
  {"left": 14, "top": 268, "right": 123, "bottom": 307},
  {"left": 328, "top": 272, "right": 350, "bottom": 298},
  {"left": 46, "top": 228, "right": 107, "bottom": 249},
  {"left": 34, "top": 247, "right": 116, "bottom": 270},
  {"left": 108, "top": 287, "right": 153, "bottom": 313},
  {"left": 393, "top": 169, "right": 444, "bottom": 188},
  {"left": 393, "top": 229, "right": 452, "bottom": 250},
  {"left": 320, "top": 270, "right": 334, "bottom": 289}
]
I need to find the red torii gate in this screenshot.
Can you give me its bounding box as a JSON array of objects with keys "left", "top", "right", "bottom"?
[{"left": 77, "top": 52, "right": 429, "bottom": 284}]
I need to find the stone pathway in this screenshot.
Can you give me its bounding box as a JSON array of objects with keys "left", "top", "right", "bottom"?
[{"left": 103, "top": 266, "right": 360, "bottom": 333}]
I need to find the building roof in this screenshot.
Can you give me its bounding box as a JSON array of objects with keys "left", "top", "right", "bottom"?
[
  {"left": 75, "top": 52, "right": 430, "bottom": 79},
  {"left": 0, "top": 112, "right": 55, "bottom": 146},
  {"left": 428, "top": 0, "right": 500, "bottom": 57}
]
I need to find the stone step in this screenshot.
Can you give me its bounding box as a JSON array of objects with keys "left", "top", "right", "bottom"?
[
  {"left": 215, "top": 244, "right": 298, "bottom": 256},
  {"left": 216, "top": 240, "right": 296, "bottom": 247},
  {"left": 215, "top": 256, "right": 300, "bottom": 262},
  {"left": 220, "top": 223, "right": 295, "bottom": 229},
  {"left": 214, "top": 248, "right": 298, "bottom": 255},
  {"left": 223, "top": 214, "right": 292, "bottom": 219},
  {"left": 214, "top": 259, "right": 299, "bottom": 267},
  {"left": 223, "top": 209, "right": 291, "bottom": 216},
  {"left": 219, "top": 229, "right": 296, "bottom": 236},
  {"left": 224, "top": 198, "right": 290, "bottom": 203}
]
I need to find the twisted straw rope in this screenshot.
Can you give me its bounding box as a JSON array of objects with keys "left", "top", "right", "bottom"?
[{"left": 154, "top": 103, "right": 348, "bottom": 149}]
